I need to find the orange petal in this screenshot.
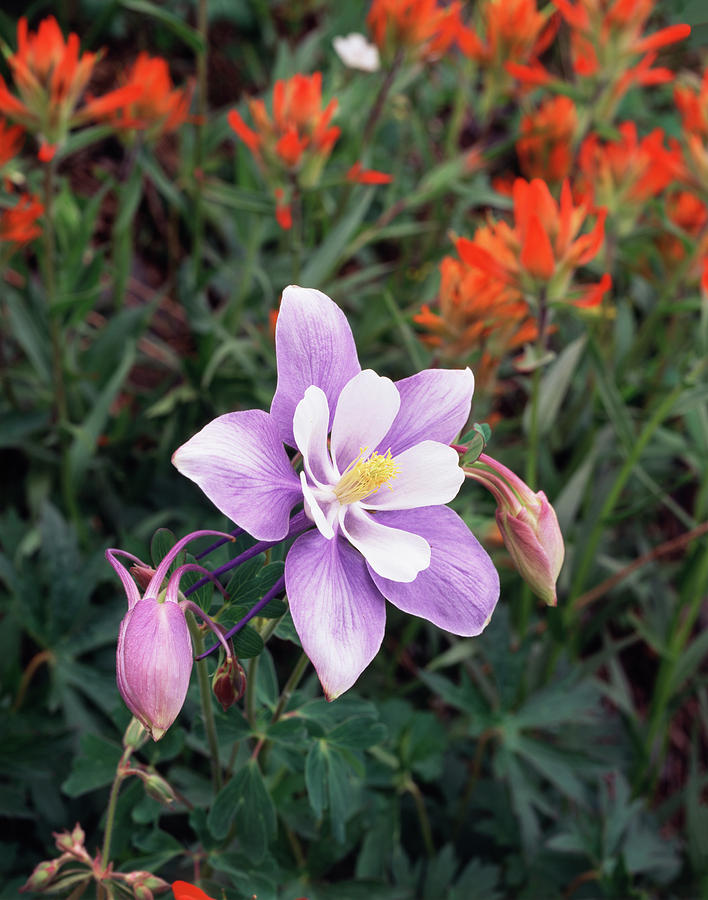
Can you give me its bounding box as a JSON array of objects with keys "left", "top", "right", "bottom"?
[{"left": 520, "top": 213, "right": 555, "bottom": 280}]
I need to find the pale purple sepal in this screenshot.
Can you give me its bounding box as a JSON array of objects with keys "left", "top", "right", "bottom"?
[
  {"left": 378, "top": 368, "right": 474, "bottom": 456},
  {"left": 285, "top": 529, "right": 386, "bottom": 699},
  {"left": 172, "top": 409, "right": 302, "bottom": 541},
  {"left": 368, "top": 506, "right": 499, "bottom": 636},
  {"left": 270, "top": 286, "right": 361, "bottom": 447},
  {"left": 117, "top": 598, "right": 193, "bottom": 740}
]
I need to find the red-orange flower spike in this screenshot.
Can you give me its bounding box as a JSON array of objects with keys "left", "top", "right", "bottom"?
[
  {"left": 172, "top": 881, "right": 216, "bottom": 900},
  {"left": 675, "top": 67, "right": 708, "bottom": 191},
  {"left": 517, "top": 96, "right": 578, "bottom": 182},
  {"left": 367, "top": 0, "right": 467, "bottom": 62},
  {"left": 415, "top": 241, "right": 539, "bottom": 394},
  {"left": 103, "top": 53, "right": 191, "bottom": 140},
  {"left": 227, "top": 72, "right": 340, "bottom": 174},
  {"left": 0, "top": 192, "right": 43, "bottom": 251},
  {"left": 0, "top": 118, "right": 24, "bottom": 171},
  {"left": 460, "top": 0, "right": 558, "bottom": 103},
  {"left": 552, "top": 0, "right": 690, "bottom": 115},
  {"left": 575, "top": 122, "right": 680, "bottom": 230},
  {"left": 0, "top": 16, "right": 141, "bottom": 159},
  {"left": 347, "top": 162, "right": 393, "bottom": 184}
]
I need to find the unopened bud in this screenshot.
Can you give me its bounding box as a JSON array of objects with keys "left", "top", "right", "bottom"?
[
  {"left": 143, "top": 771, "right": 178, "bottom": 806},
  {"left": 130, "top": 564, "right": 157, "bottom": 590},
  {"left": 124, "top": 717, "right": 149, "bottom": 750},
  {"left": 212, "top": 657, "right": 246, "bottom": 711},
  {"left": 466, "top": 454, "right": 564, "bottom": 606},
  {"left": 20, "top": 859, "right": 61, "bottom": 891}
]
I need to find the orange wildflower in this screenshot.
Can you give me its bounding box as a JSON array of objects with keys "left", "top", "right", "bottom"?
[
  {"left": 0, "top": 118, "right": 24, "bottom": 171},
  {"left": 415, "top": 239, "right": 539, "bottom": 391},
  {"left": 553, "top": 0, "right": 690, "bottom": 116},
  {"left": 517, "top": 96, "right": 578, "bottom": 182},
  {"left": 0, "top": 16, "right": 141, "bottom": 160},
  {"left": 367, "top": 0, "right": 466, "bottom": 62},
  {"left": 346, "top": 161, "right": 393, "bottom": 184},
  {"left": 228, "top": 72, "right": 339, "bottom": 175},
  {"left": 172, "top": 882, "right": 216, "bottom": 900},
  {"left": 656, "top": 190, "right": 708, "bottom": 275},
  {"left": 459, "top": 0, "right": 558, "bottom": 103},
  {"left": 675, "top": 68, "right": 708, "bottom": 190},
  {"left": 0, "top": 192, "right": 43, "bottom": 251},
  {"left": 455, "top": 178, "right": 610, "bottom": 307},
  {"left": 575, "top": 122, "right": 680, "bottom": 234},
  {"left": 103, "top": 53, "right": 191, "bottom": 140}
]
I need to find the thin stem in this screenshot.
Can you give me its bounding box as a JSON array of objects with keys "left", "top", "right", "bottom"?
[
  {"left": 101, "top": 746, "right": 133, "bottom": 867},
  {"left": 187, "top": 610, "right": 222, "bottom": 792},
  {"left": 197, "top": 575, "right": 286, "bottom": 658},
  {"left": 245, "top": 654, "right": 259, "bottom": 729},
  {"left": 271, "top": 651, "right": 309, "bottom": 723},
  {"left": 404, "top": 777, "right": 435, "bottom": 858},
  {"left": 362, "top": 49, "right": 404, "bottom": 148}
]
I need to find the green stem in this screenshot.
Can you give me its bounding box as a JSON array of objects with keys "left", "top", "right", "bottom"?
[
  {"left": 101, "top": 746, "right": 132, "bottom": 868},
  {"left": 187, "top": 611, "right": 222, "bottom": 791},
  {"left": 245, "top": 654, "right": 259, "bottom": 729},
  {"left": 404, "top": 777, "right": 435, "bottom": 858},
  {"left": 445, "top": 56, "right": 473, "bottom": 157},
  {"left": 271, "top": 651, "right": 309, "bottom": 723},
  {"left": 361, "top": 49, "right": 403, "bottom": 148}
]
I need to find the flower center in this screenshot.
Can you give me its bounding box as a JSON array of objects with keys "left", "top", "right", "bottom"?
[{"left": 333, "top": 447, "right": 399, "bottom": 505}]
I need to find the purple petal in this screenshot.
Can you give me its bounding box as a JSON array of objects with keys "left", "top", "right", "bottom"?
[
  {"left": 293, "top": 386, "right": 337, "bottom": 487},
  {"left": 331, "top": 369, "right": 400, "bottom": 472},
  {"left": 106, "top": 548, "right": 143, "bottom": 609},
  {"left": 118, "top": 598, "right": 193, "bottom": 740},
  {"left": 378, "top": 368, "right": 474, "bottom": 456},
  {"left": 339, "top": 504, "right": 430, "bottom": 582},
  {"left": 368, "top": 506, "right": 499, "bottom": 635},
  {"left": 285, "top": 529, "right": 386, "bottom": 699},
  {"left": 270, "top": 286, "right": 361, "bottom": 447},
  {"left": 362, "top": 441, "right": 464, "bottom": 510},
  {"left": 172, "top": 409, "right": 301, "bottom": 541}
]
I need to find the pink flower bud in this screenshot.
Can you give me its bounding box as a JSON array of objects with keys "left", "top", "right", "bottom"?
[
  {"left": 466, "top": 454, "right": 564, "bottom": 606},
  {"left": 117, "top": 598, "right": 193, "bottom": 741},
  {"left": 212, "top": 657, "right": 246, "bottom": 711}
]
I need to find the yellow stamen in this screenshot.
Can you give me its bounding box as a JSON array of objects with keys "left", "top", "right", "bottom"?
[{"left": 334, "top": 447, "right": 400, "bottom": 505}]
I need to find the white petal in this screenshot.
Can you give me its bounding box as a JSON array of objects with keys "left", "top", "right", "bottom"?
[
  {"left": 331, "top": 370, "right": 400, "bottom": 472},
  {"left": 340, "top": 505, "right": 430, "bottom": 582},
  {"left": 300, "top": 471, "right": 335, "bottom": 539},
  {"left": 362, "top": 441, "right": 464, "bottom": 510},
  {"left": 293, "top": 386, "right": 337, "bottom": 487}
]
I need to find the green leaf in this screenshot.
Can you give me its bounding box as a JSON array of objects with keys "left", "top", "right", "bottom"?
[
  {"left": 207, "top": 761, "right": 275, "bottom": 860},
  {"left": 523, "top": 335, "right": 587, "bottom": 436},
  {"left": 301, "top": 188, "right": 375, "bottom": 286},
  {"left": 61, "top": 734, "right": 122, "bottom": 797},
  {"left": 305, "top": 739, "right": 328, "bottom": 817},
  {"left": 119, "top": 0, "right": 205, "bottom": 52},
  {"left": 150, "top": 528, "right": 178, "bottom": 571},
  {"left": 327, "top": 717, "right": 387, "bottom": 750},
  {"left": 232, "top": 624, "right": 265, "bottom": 659},
  {"left": 67, "top": 343, "right": 136, "bottom": 483}
]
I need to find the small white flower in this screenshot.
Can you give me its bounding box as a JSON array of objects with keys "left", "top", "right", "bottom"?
[{"left": 333, "top": 33, "right": 381, "bottom": 72}]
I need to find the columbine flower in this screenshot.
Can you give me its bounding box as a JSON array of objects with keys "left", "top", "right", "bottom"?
[
  {"left": 173, "top": 286, "right": 499, "bottom": 698},
  {"left": 466, "top": 453, "right": 564, "bottom": 605},
  {"left": 106, "top": 530, "right": 234, "bottom": 739},
  {"left": 333, "top": 33, "right": 381, "bottom": 71},
  {"left": 0, "top": 16, "right": 141, "bottom": 161}
]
